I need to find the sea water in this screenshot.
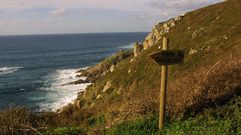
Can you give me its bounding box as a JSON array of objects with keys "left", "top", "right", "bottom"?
[{"left": 0, "top": 32, "right": 147, "bottom": 111}]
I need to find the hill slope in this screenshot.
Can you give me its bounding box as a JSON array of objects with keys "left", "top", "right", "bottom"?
[
  {"left": 1, "top": 0, "right": 241, "bottom": 134},
  {"left": 72, "top": 0, "right": 241, "bottom": 127}
]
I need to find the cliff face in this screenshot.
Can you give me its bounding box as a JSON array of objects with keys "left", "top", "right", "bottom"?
[
  {"left": 142, "top": 15, "right": 184, "bottom": 50},
  {"left": 70, "top": 0, "right": 241, "bottom": 127}
]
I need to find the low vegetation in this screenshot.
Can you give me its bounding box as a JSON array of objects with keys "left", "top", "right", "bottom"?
[
  {"left": 0, "top": 0, "right": 241, "bottom": 134},
  {"left": 107, "top": 96, "right": 241, "bottom": 135}
]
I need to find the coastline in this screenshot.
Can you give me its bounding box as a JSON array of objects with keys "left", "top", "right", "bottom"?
[
  {"left": 58, "top": 49, "right": 133, "bottom": 111},
  {"left": 41, "top": 67, "right": 92, "bottom": 112}
]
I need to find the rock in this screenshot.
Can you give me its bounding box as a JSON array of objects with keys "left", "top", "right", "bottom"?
[
  {"left": 142, "top": 14, "right": 183, "bottom": 51},
  {"left": 187, "top": 26, "right": 191, "bottom": 30},
  {"left": 170, "top": 21, "right": 176, "bottom": 27},
  {"left": 110, "top": 65, "right": 115, "bottom": 72},
  {"left": 163, "top": 23, "right": 170, "bottom": 33},
  {"left": 175, "top": 16, "right": 181, "bottom": 21},
  {"left": 180, "top": 13, "right": 186, "bottom": 17},
  {"left": 62, "top": 79, "right": 89, "bottom": 86},
  {"left": 117, "top": 88, "right": 122, "bottom": 95},
  {"left": 75, "top": 100, "right": 81, "bottom": 109},
  {"left": 192, "top": 27, "right": 204, "bottom": 38},
  {"left": 81, "top": 50, "right": 132, "bottom": 82},
  {"left": 192, "top": 31, "right": 197, "bottom": 38},
  {"left": 96, "top": 94, "right": 101, "bottom": 100},
  {"left": 133, "top": 42, "right": 143, "bottom": 57},
  {"left": 83, "top": 91, "right": 87, "bottom": 98},
  {"left": 143, "top": 41, "right": 149, "bottom": 50},
  {"left": 130, "top": 58, "right": 134, "bottom": 63},
  {"left": 90, "top": 103, "right": 95, "bottom": 107},
  {"left": 103, "top": 81, "right": 112, "bottom": 92},
  {"left": 223, "top": 35, "right": 228, "bottom": 40},
  {"left": 147, "top": 37, "right": 156, "bottom": 48},
  {"left": 189, "top": 48, "right": 197, "bottom": 55},
  {"left": 128, "top": 69, "right": 131, "bottom": 74},
  {"left": 78, "top": 91, "right": 85, "bottom": 96},
  {"left": 75, "top": 100, "right": 85, "bottom": 109}
]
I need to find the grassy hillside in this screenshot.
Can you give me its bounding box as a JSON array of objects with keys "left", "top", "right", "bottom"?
[
  {"left": 74, "top": 0, "right": 241, "bottom": 126},
  {"left": 106, "top": 96, "right": 241, "bottom": 135},
  {"left": 0, "top": 0, "right": 241, "bottom": 134}
]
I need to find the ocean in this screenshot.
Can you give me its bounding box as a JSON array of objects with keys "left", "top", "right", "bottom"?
[{"left": 0, "top": 32, "right": 147, "bottom": 112}]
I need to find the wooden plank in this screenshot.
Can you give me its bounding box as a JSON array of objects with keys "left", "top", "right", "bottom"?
[{"left": 149, "top": 50, "right": 184, "bottom": 65}]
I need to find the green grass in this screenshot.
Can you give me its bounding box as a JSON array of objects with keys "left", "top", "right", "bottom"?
[
  {"left": 106, "top": 96, "right": 241, "bottom": 135},
  {"left": 1, "top": 1, "right": 241, "bottom": 134},
  {"left": 87, "top": 114, "right": 106, "bottom": 127},
  {"left": 42, "top": 127, "right": 85, "bottom": 135}
]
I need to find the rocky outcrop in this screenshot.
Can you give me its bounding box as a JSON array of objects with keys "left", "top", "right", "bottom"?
[
  {"left": 62, "top": 78, "right": 89, "bottom": 85},
  {"left": 76, "top": 50, "right": 132, "bottom": 82},
  {"left": 143, "top": 15, "right": 184, "bottom": 50},
  {"left": 133, "top": 42, "right": 143, "bottom": 57},
  {"left": 110, "top": 65, "right": 115, "bottom": 73}
]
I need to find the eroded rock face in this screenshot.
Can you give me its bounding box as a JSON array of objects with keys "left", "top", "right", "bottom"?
[
  {"left": 143, "top": 15, "right": 184, "bottom": 50},
  {"left": 133, "top": 42, "right": 143, "bottom": 57}
]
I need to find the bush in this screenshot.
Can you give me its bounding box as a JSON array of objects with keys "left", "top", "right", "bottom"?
[
  {"left": 43, "top": 127, "right": 85, "bottom": 135},
  {"left": 106, "top": 97, "right": 241, "bottom": 135}
]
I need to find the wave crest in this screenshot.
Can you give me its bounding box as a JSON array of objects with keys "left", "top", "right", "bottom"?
[
  {"left": 38, "top": 67, "right": 91, "bottom": 111},
  {"left": 119, "top": 42, "right": 134, "bottom": 49},
  {"left": 0, "top": 66, "right": 22, "bottom": 75}
]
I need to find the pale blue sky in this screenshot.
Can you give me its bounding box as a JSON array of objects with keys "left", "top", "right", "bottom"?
[{"left": 0, "top": 0, "right": 223, "bottom": 35}]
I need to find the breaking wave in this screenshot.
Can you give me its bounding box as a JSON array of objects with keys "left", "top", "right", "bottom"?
[
  {"left": 119, "top": 43, "right": 134, "bottom": 49},
  {"left": 38, "top": 68, "right": 91, "bottom": 111},
  {"left": 0, "top": 66, "right": 22, "bottom": 75}
]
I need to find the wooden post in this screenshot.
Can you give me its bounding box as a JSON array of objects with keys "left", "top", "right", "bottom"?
[
  {"left": 149, "top": 37, "right": 184, "bottom": 130},
  {"left": 159, "top": 37, "right": 168, "bottom": 129}
]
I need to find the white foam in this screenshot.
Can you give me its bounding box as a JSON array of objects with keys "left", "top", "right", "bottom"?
[
  {"left": 119, "top": 43, "right": 134, "bottom": 49},
  {"left": 0, "top": 66, "right": 22, "bottom": 75},
  {"left": 38, "top": 68, "right": 92, "bottom": 112}
]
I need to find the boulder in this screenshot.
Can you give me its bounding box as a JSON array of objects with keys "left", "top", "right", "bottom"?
[
  {"left": 96, "top": 94, "right": 101, "bottom": 100},
  {"left": 103, "top": 81, "right": 112, "bottom": 93},
  {"left": 110, "top": 65, "right": 115, "bottom": 72},
  {"left": 189, "top": 48, "right": 197, "bottom": 55}
]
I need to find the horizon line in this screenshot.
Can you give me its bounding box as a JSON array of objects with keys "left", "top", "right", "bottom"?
[{"left": 0, "top": 31, "right": 149, "bottom": 37}]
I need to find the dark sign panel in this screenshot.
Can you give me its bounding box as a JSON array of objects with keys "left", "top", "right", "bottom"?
[{"left": 149, "top": 50, "right": 184, "bottom": 65}]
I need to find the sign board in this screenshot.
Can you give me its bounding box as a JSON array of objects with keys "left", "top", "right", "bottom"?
[{"left": 149, "top": 50, "right": 184, "bottom": 66}]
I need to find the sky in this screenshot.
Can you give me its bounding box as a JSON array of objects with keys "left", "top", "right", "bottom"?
[{"left": 0, "top": 0, "right": 223, "bottom": 35}]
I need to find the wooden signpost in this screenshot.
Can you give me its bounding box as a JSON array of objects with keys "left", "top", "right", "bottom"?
[{"left": 149, "top": 37, "right": 184, "bottom": 129}]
